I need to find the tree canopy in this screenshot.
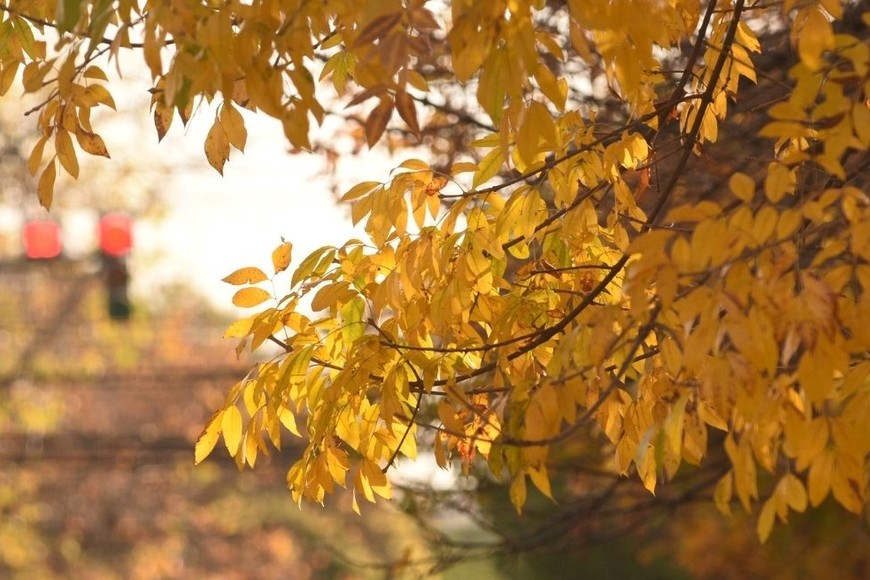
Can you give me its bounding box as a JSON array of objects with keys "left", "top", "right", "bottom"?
[{"left": 3, "top": 0, "right": 869, "bottom": 547}]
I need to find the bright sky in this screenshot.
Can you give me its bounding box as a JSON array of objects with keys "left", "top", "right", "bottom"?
[
  {"left": 2, "top": 62, "right": 397, "bottom": 316},
  {"left": 129, "top": 110, "right": 375, "bottom": 315}
]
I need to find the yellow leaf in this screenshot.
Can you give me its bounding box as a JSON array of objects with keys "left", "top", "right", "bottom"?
[
  {"left": 808, "top": 449, "right": 834, "bottom": 506},
  {"left": 527, "top": 465, "right": 554, "bottom": 501},
  {"left": 221, "top": 405, "right": 243, "bottom": 456},
  {"left": 274, "top": 407, "right": 299, "bottom": 441},
  {"left": 698, "top": 400, "right": 729, "bottom": 432},
  {"left": 638, "top": 447, "right": 657, "bottom": 494},
  {"left": 757, "top": 496, "right": 776, "bottom": 543},
  {"left": 311, "top": 281, "right": 354, "bottom": 311},
  {"left": 434, "top": 432, "right": 448, "bottom": 469},
  {"left": 83, "top": 65, "right": 108, "bottom": 80},
  {"left": 28, "top": 135, "right": 48, "bottom": 176},
  {"left": 244, "top": 430, "right": 259, "bottom": 468},
  {"left": 355, "top": 468, "right": 374, "bottom": 503},
  {"left": 75, "top": 129, "right": 110, "bottom": 158},
  {"left": 660, "top": 337, "right": 682, "bottom": 375},
  {"left": 782, "top": 473, "right": 808, "bottom": 512},
  {"left": 351, "top": 491, "right": 361, "bottom": 514},
  {"left": 0, "top": 60, "right": 19, "bottom": 96},
  {"left": 224, "top": 315, "right": 255, "bottom": 338},
  {"left": 398, "top": 158, "right": 429, "bottom": 171},
  {"left": 194, "top": 409, "right": 224, "bottom": 464},
  {"left": 510, "top": 473, "right": 527, "bottom": 514},
  {"left": 798, "top": 346, "right": 834, "bottom": 404},
  {"left": 83, "top": 84, "right": 116, "bottom": 109},
  {"left": 55, "top": 129, "right": 79, "bottom": 178},
  {"left": 735, "top": 22, "right": 761, "bottom": 53},
  {"left": 341, "top": 181, "right": 381, "bottom": 202},
  {"left": 222, "top": 267, "right": 268, "bottom": 285},
  {"left": 397, "top": 425, "right": 417, "bottom": 459},
  {"left": 765, "top": 162, "right": 796, "bottom": 203},
  {"left": 535, "top": 65, "right": 567, "bottom": 111},
  {"left": 205, "top": 119, "right": 230, "bottom": 175},
  {"left": 272, "top": 241, "right": 293, "bottom": 274},
  {"left": 450, "top": 161, "right": 477, "bottom": 175},
  {"left": 797, "top": 7, "right": 834, "bottom": 70},
  {"left": 713, "top": 471, "right": 733, "bottom": 515},
  {"left": 729, "top": 172, "right": 755, "bottom": 202},
  {"left": 232, "top": 287, "right": 272, "bottom": 308},
  {"left": 473, "top": 146, "right": 503, "bottom": 189},
  {"left": 234, "top": 336, "right": 249, "bottom": 359},
  {"left": 360, "top": 458, "right": 391, "bottom": 499},
  {"left": 220, "top": 101, "right": 247, "bottom": 151},
  {"left": 37, "top": 160, "right": 57, "bottom": 209},
  {"left": 831, "top": 461, "right": 863, "bottom": 513},
  {"left": 326, "top": 446, "right": 350, "bottom": 486},
  {"left": 752, "top": 206, "right": 778, "bottom": 245}
]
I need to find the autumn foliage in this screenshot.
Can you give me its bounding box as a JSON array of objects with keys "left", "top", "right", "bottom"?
[{"left": 3, "top": 0, "right": 870, "bottom": 544}]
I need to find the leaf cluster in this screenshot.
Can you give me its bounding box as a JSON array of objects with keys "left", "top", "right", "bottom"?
[{"left": 5, "top": 0, "right": 870, "bottom": 545}]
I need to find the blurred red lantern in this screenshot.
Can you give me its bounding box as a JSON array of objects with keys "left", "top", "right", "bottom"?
[
  {"left": 99, "top": 213, "right": 133, "bottom": 257},
  {"left": 23, "top": 220, "right": 62, "bottom": 259}
]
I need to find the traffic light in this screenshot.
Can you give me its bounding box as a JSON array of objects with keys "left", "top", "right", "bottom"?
[
  {"left": 103, "top": 255, "right": 131, "bottom": 320},
  {"left": 98, "top": 213, "right": 133, "bottom": 321},
  {"left": 98, "top": 213, "right": 133, "bottom": 257},
  {"left": 22, "top": 220, "right": 62, "bottom": 260}
]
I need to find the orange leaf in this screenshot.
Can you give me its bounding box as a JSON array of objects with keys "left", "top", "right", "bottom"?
[
  {"left": 272, "top": 241, "right": 293, "bottom": 274},
  {"left": 222, "top": 267, "right": 269, "bottom": 285},
  {"left": 354, "top": 12, "right": 402, "bottom": 47},
  {"left": 365, "top": 98, "right": 393, "bottom": 148},
  {"left": 394, "top": 88, "right": 419, "bottom": 135},
  {"left": 232, "top": 287, "right": 272, "bottom": 307}
]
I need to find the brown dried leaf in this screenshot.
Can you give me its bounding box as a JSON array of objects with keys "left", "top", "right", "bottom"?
[
  {"left": 395, "top": 88, "right": 419, "bottom": 135},
  {"left": 365, "top": 98, "right": 393, "bottom": 148},
  {"left": 353, "top": 12, "right": 402, "bottom": 48}
]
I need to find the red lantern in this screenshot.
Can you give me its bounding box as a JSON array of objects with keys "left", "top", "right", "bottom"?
[
  {"left": 99, "top": 213, "right": 133, "bottom": 257},
  {"left": 23, "top": 220, "right": 62, "bottom": 259}
]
